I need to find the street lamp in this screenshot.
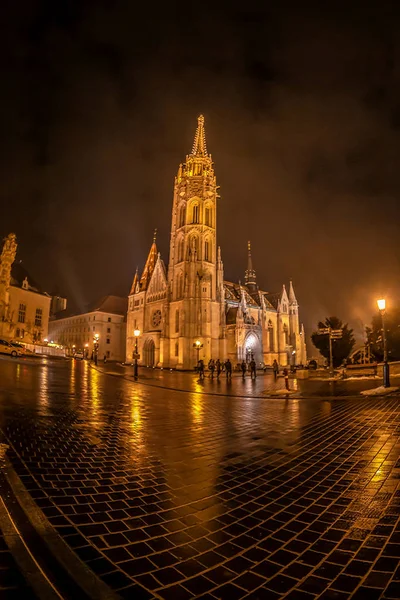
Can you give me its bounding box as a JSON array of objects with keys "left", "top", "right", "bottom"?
[
  {"left": 93, "top": 334, "right": 100, "bottom": 366},
  {"left": 193, "top": 340, "right": 203, "bottom": 364},
  {"left": 133, "top": 329, "right": 140, "bottom": 379},
  {"left": 377, "top": 299, "right": 390, "bottom": 387},
  {"left": 85, "top": 343, "right": 89, "bottom": 359}
]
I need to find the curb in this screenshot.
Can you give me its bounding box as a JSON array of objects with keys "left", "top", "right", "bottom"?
[{"left": 0, "top": 457, "right": 119, "bottom": 600}]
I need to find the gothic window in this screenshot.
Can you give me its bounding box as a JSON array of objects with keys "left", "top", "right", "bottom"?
[
  {"left": 204, "top": 240, "right": 209, "bottom": 261},
  {"left": 187, "top": 236, "right": 199, "bottom": 259},
  {"left": 268, "top": 320, "right": 274, "bottom": 351},
  {"left": 175, "top": 342, "right": 179, "bottom": 357},
  {"left": 205, "top": 207, "right": 211, "bottom": 226},
  {"left": 192, "top": 204, "right": 199, "bottom": 224},
  {"left": 18, "top": 304, "right": 26, "bottom": 323},
  {"left": 177, "top": 238, "right": 184, "bottom": 262},
  {"left": 179, "top": 204, "right": 186, "bottom": 227},
  {"left": 283, "top": 323, "right": 289, "bottom": 345},
  {"left": 35, "top": 308, "right": 42, "bottom": 327},
  {"left": 175, "top": 309, "right": 179, "bottom": 333}
]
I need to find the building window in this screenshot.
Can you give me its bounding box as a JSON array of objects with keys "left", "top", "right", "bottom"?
[
  {"left": 107, "top": 327, "right": 111, "bottom": 333},
  {"left": 16, "top": 328, "right": 20, "bottom": 338},
  {"left": 268, "top": 321, "right": 274, "bottom": 352},
  {"left": 108, "top": 317, "right": 111, "bottom": 322},
  {"left": 93, "top": 326, "right": 95, "bottom": 331},
  {"left": 175, "top": 309, "right": 179, "bottom": 333},
  {"left": 93, "top": 316, "right": 95, "bottom": 321},
  {"left": 179, "top": 205, "right": 186, "bottom": 227},
  {"left": 192, "top": 204, "right": 199, "bottom": 224},
  {"left": 205, "top": 207, "right": 211, "bottom": 226},
  {"left": 35, "top": 308, "right": 42, "bottom": 327},
  {"left": 177, "top": 238, "right": 184, "bottom": 262},
  {"left": 175, "top": 342, "right": 179, "bottom": 357},
  {"left": 21, "top": 329, "right": 25, "bottom": 339},
  {"left": 18, "top": 304, "right": 26, "bottom": 323},
  {"left": 106, "top": 351, "right": 110, "bottom": 358},
  {"left": 106, "top": 338, "right": 110, "bottom": 344},
  {"left": 204, "top": 240, "right": 209, "bottom": 261},
  {"left": 283, "top": 323, "right": 289, "bottom": 345}
]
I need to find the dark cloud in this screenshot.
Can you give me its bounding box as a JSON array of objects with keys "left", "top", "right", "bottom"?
[{"left": 1, "top": 0, "right": 400, "bottom": 345}]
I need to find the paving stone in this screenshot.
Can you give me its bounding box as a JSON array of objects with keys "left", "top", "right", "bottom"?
[{"left": 3, "top": 361, "right": 400, "bottom": 598}]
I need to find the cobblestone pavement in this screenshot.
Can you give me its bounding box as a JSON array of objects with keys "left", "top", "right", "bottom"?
[{"left": 0, "top": 357, "right": 400, "bottom": 599}]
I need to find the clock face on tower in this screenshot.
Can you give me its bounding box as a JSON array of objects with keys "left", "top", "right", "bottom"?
[{"left": 152, "top": 309, "right": 162, "bottom": 327}]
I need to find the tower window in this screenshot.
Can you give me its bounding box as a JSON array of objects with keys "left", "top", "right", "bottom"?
[
  {"left": 175, "top": 309, "right": 179, "bottom": 333},
  {"left": 179, "top": 205, "right": 186, "bottom": 227},
  {"left": 268, "top": 321, "right": 274, "bottom": 351},
  {"left": 283, "top": 324, "right": 289, "bottom": 345},
  {"left": 204, "top": 240, "right": 210, "bottom": 261},
  {"left": 178, "top": 238, "right": 184, "bottom": 262},
  {"left": 18, "top": 304, "right": 26, "bottom": 324},
  {"left": 175, "top": 342, "right": 179, "bottom": 357},
  {"left": 192, "top": 204, "right": 199, "bottom": 224},
  {"left": 205, "top": 207, "right": 211, "bottom": 226}
]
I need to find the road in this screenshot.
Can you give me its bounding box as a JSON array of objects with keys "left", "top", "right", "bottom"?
[{"left": 0, "top": 356, "right": 399, "bottom": 599}]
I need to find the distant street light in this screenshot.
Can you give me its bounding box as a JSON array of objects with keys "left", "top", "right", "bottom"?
[
  {"left": 133, "top": 329, "right": 140, "bottom": 379},
  {"left": 377, "top": 299, "right": 390, "bottom": 388}
]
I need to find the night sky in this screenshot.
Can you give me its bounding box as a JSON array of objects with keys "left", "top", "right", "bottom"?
[{"left": 2, "top": 0, "right": 400, "bottom": 344}]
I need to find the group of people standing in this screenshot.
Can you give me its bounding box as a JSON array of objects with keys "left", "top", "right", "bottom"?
[
  {"left": 197, "top": 358, "right": 232, "bottom": 380},
  {"left": 196, "top": 357, "right": 289, "bottom": 389}
]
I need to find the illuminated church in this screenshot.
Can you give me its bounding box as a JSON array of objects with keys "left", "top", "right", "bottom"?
[{"left": 126, "top": 116, "right": 307, "bottom": 369}]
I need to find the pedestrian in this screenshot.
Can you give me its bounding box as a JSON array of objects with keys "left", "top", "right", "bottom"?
[
  {"left": 216, "top": 359, "right": 221, "bottom": 379},
  {"left": 250, "top": 358, "right": 257, "bottom": 379},
  {"left": 241, "top": 360, "right": 247, "bottom": 379},
  {"left": 103, "top": 354, "right": 107, "bottom": 363},
  {"left": 273, "top": 359, "right": 279, "bottom": 382},
  {"left": 197, "top": 359, "right": 205, "bottom": 380},
  {"left": 225, "top": 359, "right": 232, "bottom": 380},
  {"left": 283, "top": 367, "right": 290, "bottom": 391},
  {"left": 208, "top": 358, "right": 215, "bottom": 379}
]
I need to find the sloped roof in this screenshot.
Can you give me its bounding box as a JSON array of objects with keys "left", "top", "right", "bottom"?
[
  {"left": 223, "top": 281, "right": 259, "bottom": 306},
  {"left": 10, "top": 262, "right": 50, "bottom": 296},
  {"left": 86, "top": 295, "right": 128, "bottom": 315},
  {"left": 264, "top": 292, "right": 281, "bottom": 310}
]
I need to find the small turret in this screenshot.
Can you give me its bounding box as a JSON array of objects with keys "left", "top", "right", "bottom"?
[
  {"left": 139, "top": 230, "right": 158, "bottom": 291},
  {"left": 289, "top": 280, "right": 298, "bottom": 306}
]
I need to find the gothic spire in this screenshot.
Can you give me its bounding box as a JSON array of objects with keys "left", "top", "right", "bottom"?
[
  {"left": 244, "top": 240, "right": 257, "bottom": 291},
  {"left": 289, "top": 280, "right": 298, "bottom": 305},
  {"left": 190, "top": 115, "right": 208, "bottom": 157},
  {"left": 130, "top": 267, "right": 139, "bottom": 295},
  {"left": 139, "top": 233, "right": 158, "bottom": 291}
]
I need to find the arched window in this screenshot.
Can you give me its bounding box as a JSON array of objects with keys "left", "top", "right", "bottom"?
[
  {"left": 283, "top": 323, "right": 289, "bottom": 345},
  {"left": 179, "top": 205, "right": 186, "bottom": 227},
  {"left": 204, "top": 240, "right": 209, "bottom": 261},
  {"left": 205, "top": 207, "right": 211, "bottom": 226},
  {"left": 175, "top": 309, "right": 179, "bottom": 333},
  {"left": 268, "top": 320, "right": 274, "bottom": 351},
  {"left": 178, "top": 273, "right": 184, "bottom": 298},
  {"left": 187, "top": 236, "right": 199, "bottom": 259},
  {"left": 177, "top": 238, "right": 184, "bottom": 262},
  {"left": 192, "top": 204, "right": 199, "bottom": 224},
  {"left": 175, "top": 342, "right": 179, "bottom": 357}
]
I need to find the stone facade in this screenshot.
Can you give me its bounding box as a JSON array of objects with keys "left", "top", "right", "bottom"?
[
  {"left": 0, "top": 234, "right": 51, "bottom": 344},
  {"left": 49, "top": 296, "right": 127, "bottom": 361},
  {"left": 126, "top": 116, "right": 307, "bottom": 369}
]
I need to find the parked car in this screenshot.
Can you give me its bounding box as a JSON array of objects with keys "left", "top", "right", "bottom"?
[
  {"left": 74, "top": 351, "right": 84, "bottom": 360},
  {"left": 10, "top": 341, "right": 27, "bottom": 356},
  {"left": 307, "top": 359, "right": 318, "bottom": 370},
  {"left": 0, "top": 338, "right": 19, "bottom": 357}
]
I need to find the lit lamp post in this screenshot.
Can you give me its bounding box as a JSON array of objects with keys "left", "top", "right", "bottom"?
[
  {"left": 133, "top": 329, "right": 140, "bottom": 379},
  {"left": 93, "top": 334, "right": 99, "bottom": 366},
  {"left": 377, "top": 299, "right": 390, "bottom": 388},
  {"left": 85, "top": 343, "right": 89, "bottom": 360},
  {"left": 193, "top": 340, "right": 203, "bottom": 365}
]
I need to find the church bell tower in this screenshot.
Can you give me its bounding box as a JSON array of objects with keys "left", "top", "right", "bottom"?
[{"left": 167, "top": 115, "right": 225, "bottom": 368}]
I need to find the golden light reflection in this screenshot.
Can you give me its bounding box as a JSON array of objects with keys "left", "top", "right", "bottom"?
[
  {"left": 88, "top": 367, "right": 100, "bottom": 424},
  {"left": 130, "top": 392, "right": 145, "bottom": 456},
  {"left": 69, "top": 360, "right": 76, "bottom": 396},
  {"left": 38, "top": 365, "right": 49, "bottom": 414},
  {"left": 190, "top": 393, "right": 204, "bottom": 427}
]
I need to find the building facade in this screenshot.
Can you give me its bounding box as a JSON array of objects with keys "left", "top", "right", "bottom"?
[
  {"left": 49, "top": 296, "right": 127, "bottom": 361},
  {"left": 126, "top": 116, "right": 307, "bottom": 369},
  {"left": 0, "top": 234, "right": 51, "bottom": 344}
]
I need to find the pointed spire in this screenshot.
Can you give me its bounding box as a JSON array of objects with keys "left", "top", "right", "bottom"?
[
  {"left": 289, "top": 280, "right": 297, "bottom": 305},
  {"left": 153, "top": 228, "right": 157, "bottom": 243},
  {"left": 190, "top": 115, "right": 208, "bottom": 157},
  {"left": 130, "top": 267, "right": 139, "bottom": 295},
  {"left": 139, "top": 233, "right": 158, "bottom": 291},
  {"left": 244, "top": 240, "right": 257, "bottom": 292}
]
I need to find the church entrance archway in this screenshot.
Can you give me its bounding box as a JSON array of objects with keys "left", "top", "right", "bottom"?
[
  {"left": 244, "top": 332, "right": 262, "bottom": 365},
  {"left": 143, "top": 338, "right": 155, "bottom": 367}
]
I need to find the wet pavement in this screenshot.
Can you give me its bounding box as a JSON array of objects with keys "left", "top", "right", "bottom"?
[{"left": 0, "top": 356, "right": 400, "bottom": 599}]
